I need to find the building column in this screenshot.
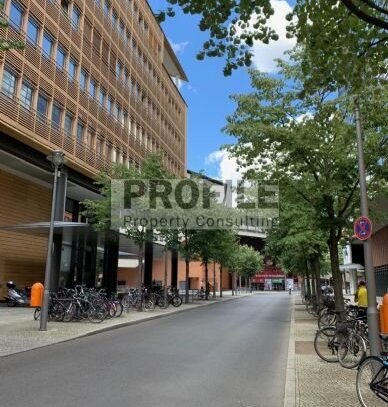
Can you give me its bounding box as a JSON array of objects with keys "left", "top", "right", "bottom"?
[
  {"left": 102, "top": 230, "right": 119, "bottom": 293},
  {"left": 171, "top": 249, "right": 178, "bottom": 289},
  {"left": 143, "top": 239, "right": 153, "bottom": 287}
]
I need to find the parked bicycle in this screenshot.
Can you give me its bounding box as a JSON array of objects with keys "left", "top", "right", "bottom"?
[
  {"left": 356, "top": 334, "right": 388, "bottom": 406},
  {"left": 314, "top": 317, "right": 367, "bottom": 369}
]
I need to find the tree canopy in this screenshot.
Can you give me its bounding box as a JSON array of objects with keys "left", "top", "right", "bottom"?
[{"left": 156, "top": 0, "right": 387, "bottom": 78}]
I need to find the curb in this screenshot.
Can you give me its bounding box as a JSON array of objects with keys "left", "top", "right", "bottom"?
[
  {"left": 0, "top": 293, "right": 248, "bottom": 358},
  {"left": 284, "top": 294, "right": 296, "bottom": 407}
]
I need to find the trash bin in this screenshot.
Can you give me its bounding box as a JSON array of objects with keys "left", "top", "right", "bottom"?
[{"left": 30, "top": 282, "right": 44, "bottom": 307}]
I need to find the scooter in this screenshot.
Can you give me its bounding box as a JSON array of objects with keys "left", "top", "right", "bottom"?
[{"left": 4, "top": 281, "right": 30, "bottom": 307}]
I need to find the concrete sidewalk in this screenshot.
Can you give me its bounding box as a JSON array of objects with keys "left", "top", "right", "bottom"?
[
  {"left": 0, "top": 291, "right": 255, "bottom": 357},
  {"left": 285, "top": 294, "right": 360, "bottom": 407}
]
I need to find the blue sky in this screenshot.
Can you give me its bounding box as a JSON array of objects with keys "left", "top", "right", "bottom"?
[{"left": 148, "top": 1, "right": 295, "bottom": 180}]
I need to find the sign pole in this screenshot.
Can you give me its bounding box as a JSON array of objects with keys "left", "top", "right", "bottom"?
[{"left": 354, "top": 98, "right": 380, "bottom": 356}]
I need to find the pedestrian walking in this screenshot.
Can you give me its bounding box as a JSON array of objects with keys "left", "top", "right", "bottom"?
[{"left": 354, "top": 281, "right": 368, "bottom": 319}]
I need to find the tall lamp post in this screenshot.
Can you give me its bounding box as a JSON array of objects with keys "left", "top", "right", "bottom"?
[
  {"left": 354, "top": 98, "right": 381, "bottom": 356},
  {"left": 40, "top": 150, "right": 65, "bottom": 331}
]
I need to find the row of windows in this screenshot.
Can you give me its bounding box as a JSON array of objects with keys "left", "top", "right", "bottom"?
[
  {"left": 1, "top": 67, "right": 183, "bottom": 170},
  {"left": 8, "top": 0, "right": 183, "bottom": 142},
  {"left": 87, "top": 2, "right": 182, "bottom": 119}
]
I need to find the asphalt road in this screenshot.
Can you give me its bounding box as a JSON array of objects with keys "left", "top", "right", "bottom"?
[{"left": 0, "top": 293, "right": 291, "bottom": 407}]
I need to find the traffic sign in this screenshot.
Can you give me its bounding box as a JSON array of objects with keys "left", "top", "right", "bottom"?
[{"left": 354, "top": 216, "right": 372, "bottom": 241}]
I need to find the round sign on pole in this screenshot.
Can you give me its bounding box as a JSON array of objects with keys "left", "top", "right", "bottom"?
[{"left": 354, "top": 216, "right": 372, "bottom": 241}]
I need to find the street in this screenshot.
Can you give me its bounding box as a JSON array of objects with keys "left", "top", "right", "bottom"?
[{"left": 0, "top": 293, "right": 291, "bottom": 407}]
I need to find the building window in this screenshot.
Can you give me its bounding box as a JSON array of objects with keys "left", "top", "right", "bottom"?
[
  {"left": 96, "top": 138, "right": 103, "bottom": 154},
  {"left": 42, "top": 33, "right": 54, "bottom": 58},
  {"left": 9, "top": 1, "right": 23, "bottom": 31},
  {"left": 111, "top": 9, "right": 118, "bottom": 28},
  {"left": 86, "top": 129, "right": 95, "bottom": 147},
  {"left": 103, "top": 0, "right": 110, "bottom": 17},
  {"left": 51, "top": 103, "right": 62, "bottom": 128},
  {"left": 27, "top": 17, "right": 39, "bottom": 44},
  {"left": 1, "top": 68, "right": 17, "bottom": 98},
  {"left": 20, "top": 82, "right": 33, "bottom": 109},
  {"left": 37, "top": 93, "right": 49, "bottom": 120},
  {"left": 80, "top": 69, "right": 88, "bottom": 92},
  {"left": 71, "top": 6, "right": 81, "bottom": 29},
  {"left": 64, "top": 113, "right": 73, "bottom": 136},
  {"left": 89, "top": 78, "right": 96, "bottom": 98},
  {"left": 124, "top": 69, "right": 130, "bottom": 87},
  {"left": 115, "top": 60, "right": 122, "bottom": 79},
  {"left": 93, "top": 29, "right": 101, "bottom": 53},
  {"left": 98, "top": 87, "right": 106, "bottom": 106},
  {"left": 77, "top": 121, "right": 85, "bottom": 143},
  {"left": 56, "top": 46, "right": 66, "bottom": 70},
  {"left": 61, "top": 0, "right": 69, "bottom": 14},
  {"left": 68, "top": 58, "right": 77, "bottom": 81},
  {"left": 107, "top": 95, "right": 113, "bottom": 114},
  {"left": 115, "top": 104, "right": 121, "bottom": 121},
  {"left": 119, "top": 20, "right": 125, "bottom": 38}
]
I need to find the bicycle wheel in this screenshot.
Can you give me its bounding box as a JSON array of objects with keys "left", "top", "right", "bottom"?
[
  {"left": 357, "top": 356, "right": 388, "bottom": 407},
  {"left": 50, "top": 302, "right": 65, "bottom": 322},
  {"left": 63, "top": 302, "right": 76, "bottom": 322},
  {"left": 338, "top": 332, "right": 366, "bottom": 369},
  {"left": 142, "top": 297, "right": 155, "bottom": 311},
  {"left": 171, "top": 295, "right": 183, "bottom": 307},
  {"left": 156, "top": 295, "right": 169, "bottom": 309},
  {"left": 318, "top": 310, "right": 336, "bottom": 329},
  {"left": 113, "top": 300, "right": 122, "bottom": 317},
  {"left": 33, "top": 307, "right": 41, "bottom": 320},
  {"left": 87, "top": 304, "right": 107, "bottom": 323},
  {"left": 314, "top": 327, "right": 339, "bottom": 362}
]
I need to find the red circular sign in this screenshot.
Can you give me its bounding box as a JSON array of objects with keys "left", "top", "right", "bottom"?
[{"left": 354, "top": 216, "right": 372, "bottom": 241}]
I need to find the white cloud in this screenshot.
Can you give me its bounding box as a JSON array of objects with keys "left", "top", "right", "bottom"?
[
  {"left": 170, "top": 40, "right": 189, "bottom": 54},
  {"left": 206, "top": 149, "right": 242, "bottom": 183},
  {"left": 251, "top": 0, "right": 296, "bottom": 72}
]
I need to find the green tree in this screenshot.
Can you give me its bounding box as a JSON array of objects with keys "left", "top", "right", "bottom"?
[
  {"left": 83, "top": 154, "right": 171, "bottom": 311},
  {"left": 211, "top": 229, "right": 239, "bottom": 298},
  {"left": 266, "top": 197, "right": 328, "bottom": 309},
  {"left": 236, "top": 244, "right": 263, "bottom": 292},
  {"left": 224, "top": 63, "right": 387, "bottom": 320},
  {"left": 155, "top": 1, "right": 387, "bottom": 77}
]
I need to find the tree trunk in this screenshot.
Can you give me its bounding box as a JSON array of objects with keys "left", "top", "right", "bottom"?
[
  {"left": 220, "top": 265, "right": 223, "bottom": 297},
  {"left": 213, "top": 262, "right": 216, "bottom": 298},
  {"left": 239, "top": 275, "right": 242, "bottom": 294},
  {"left": 309, "top": 255, "right": 321, "bottom": 313},
  {"left": 328, "top": 229, "right": 346, "bottom": 322},
  {"left": 312, "top": 254, "right": 322, "bottom": 311},
  {"left": 185, "top": 256, "right": 190, "bottom": 304},
  {"left": 232, "top": 272, "right": 235, "bottom": 296},
  {"left": 137, "top": 242, "right": 144, "bottom": 312},
  {"left": 305, "top": 260, "right": 311, "bottom": 298},
  {"left": 205, "top": 261, "right": 209, "bottom": 300}
]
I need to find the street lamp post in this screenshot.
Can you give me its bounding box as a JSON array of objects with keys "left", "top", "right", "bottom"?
[
  {"left": 354, "top": 98, "right": 381, "bottom": 356},
  {"left": 40, "top": 150, "right": 65, "bottom": 331}
]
